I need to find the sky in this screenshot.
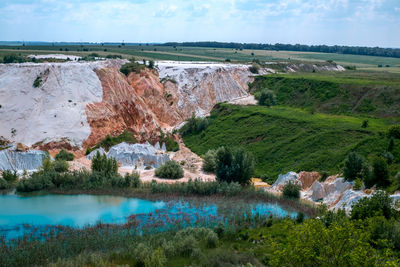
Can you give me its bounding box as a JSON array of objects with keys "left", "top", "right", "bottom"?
[{"left": 0, "top": 0, "right": 399, "bottom": 47}]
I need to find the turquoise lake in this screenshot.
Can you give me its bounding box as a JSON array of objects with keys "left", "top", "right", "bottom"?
[{"left": 0, "top": 193, "right": 297, "bottom": 239}]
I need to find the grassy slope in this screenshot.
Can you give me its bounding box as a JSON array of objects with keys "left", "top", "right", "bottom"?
[
  {"left": 183, "top": 104, "right": 400, "bottom": 182},
  {"left": 250, "top": 72, "right": 400, "bottom": 118}
]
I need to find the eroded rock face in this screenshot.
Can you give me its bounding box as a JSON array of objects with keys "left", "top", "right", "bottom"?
[
  {"left": 157, "top": 62, "right": 255, "bottom": 117},
  {"left": 270, "top": 172, "right": 299, "bottom": 192},
  {"left": 0, "top": 60, "right": 123, "bottom": 147},
  {"left": 297, "top": 171, "right": 321, "bottom": 190},
  {"left": 0, "top": 149, "right": 47, "bottom": 171},
  {"left": 107, "top": 142, "right": 169, "bottom": 168}
]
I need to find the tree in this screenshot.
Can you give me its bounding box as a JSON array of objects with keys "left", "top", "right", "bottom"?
[
  {"left": 388, "top": 137, "right": 395, "bottom": 151},
  {"left": 202, "top": 149, "right": 217, "bottom": 173},
  {"left": 388, "top": 125, "right": 400, "bottom": 139},
  {"left": 91, "top": 152, "right": 118, "bottom": 176},
  {"left": 351, "top": 190, "right": 398, "bottom": 220},
  {"left": 215, "top": 147, "right": 254, "bottom": 185},
  {"left": 372, "top": 157, "right": 390, "bottom": 188},
  {"left": 148, "top": 60, "right": 154, "bottom": 69},
  {"left": 343, "top": 152, "right": 364, "bottom": 181}
]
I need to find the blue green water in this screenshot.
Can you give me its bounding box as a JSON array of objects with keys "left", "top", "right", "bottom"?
[{"left": 0, "top": 193, "right": 296, "bottom": 239}]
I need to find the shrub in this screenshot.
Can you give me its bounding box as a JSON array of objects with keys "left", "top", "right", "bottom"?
[
  {"left": 120, "top": 62, "right": 145, "bottom": 76},
  {"left": 296, "top": 212, "right": 305, "bottom": 223},
  {"left": 54, "top": 160, "right": 69, "bottom": 173},
  {"left": 33, "top": 76, "right": 42, "bottom": 88},
  {"left": 351, "top": 190, "right": 398, "bottom": 220},
  {"left": 388, "top": 125, "right": 400, "bottom": 139},
  {"left": 282, "top": 181, "right": 301, "bottom": 199},
  {"left": 202, "top": 149, "right": 217, "bottom": 173},
  {"left": 179, "top": 114, "right": 210, "bottom": 136},
  {"left": 361, "top": 120, "right": 368, "bottom": 128},
  {"left": 91, "top": 152, "right": 118, "bottom": 176},
  {"left": 148, "top": 60, "right": 155, "bottom": 69},
  {"left": 205, "top": 231, "right": 219, "bottom": 248},
  {"left": 215, "top": 147, "right": 255, "bottom": 185},
  {"left": 124, "top": 172, "right": 141, "bottom": 188},
  {"left": 55, "top": 149, "right": 75, "bottom": 161},
  {"left": 343, "top": 152, "right": 364, "bottom": 181},
  {"left": 249, "top": 64, "right": 260, "bottom": 74},
  {"left": 155, "top": 160, "right": 184, "bottom": 179},
  {"left": 371, "top": 157, "right": 390, "bottom": 188},
  {"left": 255, "top": 88, "right": 276, "bottom": 106},
  {"left": 395, "top": 172, "right": 400, "bottom": 184},
  {"left": 353, "top": 178, "right": 363, "bottom": 190},
  {"left": 2, "top": 170, "right": 18, "bottom": 183},
  {"left": 159, "top": 132, "right": 179, "bottom": 152}
]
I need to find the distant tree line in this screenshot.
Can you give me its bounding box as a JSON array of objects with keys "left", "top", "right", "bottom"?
[{"left": 161, "top": 42, "right": 400, "bottom": 58}]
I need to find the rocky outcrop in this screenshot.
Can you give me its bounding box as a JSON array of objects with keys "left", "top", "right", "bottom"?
[
  {"left": 0, "top": 60, "right": 124, "bottom": 147},
  {"left": 0, "top": 149, "right": 47, "bottom": 172},
  {"left": 269, "top": 172, "right": 299, "bottom": 192},
  {"left": 107, "top": 142, "right": 169, "bottom": 168},
  {"left": 86, "top": 147, "right": 106, "bottom": 160},
  {"left": 157, "top": 62, "right": 256, "bottom": 117}
]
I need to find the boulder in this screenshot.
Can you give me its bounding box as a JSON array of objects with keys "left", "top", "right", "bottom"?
[
  {"left": 86, "top": 147, "right": 107, "bottom": 160},
  {"left": 107, "top": 142, "right": 169, "bottom": 168},
  {"left": 0, "top": 149, "right": 47, "bottom": 171}
]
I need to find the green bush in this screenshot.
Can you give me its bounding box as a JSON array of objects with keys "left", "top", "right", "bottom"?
[
  {"left": 120, "top": 62, "right": 145, "bottom": 76},
  {"left": 205, "top": 231, "right": 219, "bottom": 248},
  {"left": 179, "top": 114, "right": 210, "bottom": 136},
  {"left": 202, "top": 149, "right": 217, "bottom": 173},
  {"left": 91, "top": 152, "right": 118, "bottom": 176},
  {"left": 282, "top": 181, "right": 301, "bottom": 199},
  {"left": 351, "top": 190, "right": 398, "bottom": 220},
  {"left": 255, "top": 88, "right": 276, "bottom": 106},
  {"left": 155, "top": 160, "right": 184, "bottom": 179},
  {"left": 33, "top": 76, "right": 42, "bottom": 88},
  {"left": 371, "top": 157, "right": 390, "bottom": 188},
  {"left": 54, "top": 160, "right": 69, "bottom": 173},
  {"left": 215, "top": 147, "right": 254, "bottom": 185},
  {"left": 159, "top": 132, "right": 179, "bottom": 152},
  {"left": 388, "top": 137, "right": 395, "bottom": 151},
  {"left": 388, "top": 125, "right": 400, "bottom": 139},
  {"left": 124, "top": 172, "right": 141, "bottom": 188},
  {"left": 343, "top": 152, "right": 364, "bottom": 181},
  {"left": 2, "top": 170, "right": 18, "bottom": 183},
  {"left": 353, "top": 178, "right": 363, "bottom": 190},
  {"left": 55, "top": 149, "right": 74, "bottom": 161}
]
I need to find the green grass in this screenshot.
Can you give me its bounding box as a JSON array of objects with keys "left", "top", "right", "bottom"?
[
  {"left": 182, "top": 103, "right": 400, "bottom": 181},
  {"left": 250, "top": 73, "right": 400, "bottom": 117}
]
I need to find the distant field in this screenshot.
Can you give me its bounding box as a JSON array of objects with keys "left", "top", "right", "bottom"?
[{"left": 1, "top": 45, "right": 400, "bottom": 70}]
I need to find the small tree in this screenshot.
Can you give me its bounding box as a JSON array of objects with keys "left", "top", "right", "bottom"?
[
  {"left": 351, "top": 190, "right": 398, "bottom": 220},
  {"left": 2, "top": 170, "right": 18, "bottom": 183},
  {"left": 202, "top": 149, "right": 217, "bottom": 173},
  {"left": 343, "top": 152, "right": 364, "bottom": 181},
  {"left": 388, "top": 137, "right": 395, "bottom": 151},
  {"left": 91, "top": 152, "right": 118, "bottom": 176},
  {"left": 372, "top": 157, "right": 390, "bottom": 188},
  {"left": 155, "top": 160, "right": 184, "bottom": 179},
  {"left": 215, "top": 147, "right": 254, "bottom": 185},
  {"left": 54, "top": 160, "right": 69, "bottom": 173},
  {"left": 282, "top": 181, "right": 301, "bottom": 199},
  {"left": 148, "top": 60, "right": 154, "bottom": 69}
]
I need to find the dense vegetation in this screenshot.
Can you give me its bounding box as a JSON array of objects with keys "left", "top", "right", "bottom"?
[
  {"left": 54, "top": 149, "right": 74, "bottom": 161},
  {"left": 163, "top": 41, "right": 400, "bottom": 58},
  {"left": 1, "top": 190, "right": 399, "bottom": 266},
  {"left": 249, "top": 74, "right": 400, "bottom": 117},
  {"left": 182, "top": 103, "right": 400, "bottom": 184}
]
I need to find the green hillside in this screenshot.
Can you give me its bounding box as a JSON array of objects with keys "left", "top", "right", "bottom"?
[
  {"left": 250, "top": 72, "right": 400, "bottom": 117},
  {"left": 182, "top": 104, "right": 400, "bottom": 183}
]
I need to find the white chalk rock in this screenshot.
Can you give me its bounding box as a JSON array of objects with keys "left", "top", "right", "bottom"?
[
  {"left": 86, "top": 147, "right": 107, "bottom": 160},
  {"left": 0, "top": 149, "right": 47, "bottom": 172},
  {"left": 107, "top": 142, "right": 169, "bottom": 168}
]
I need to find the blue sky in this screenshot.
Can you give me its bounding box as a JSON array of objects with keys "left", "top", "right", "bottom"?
[{"left": 0, "top": 0, "right": 399, "bottom": 47}]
